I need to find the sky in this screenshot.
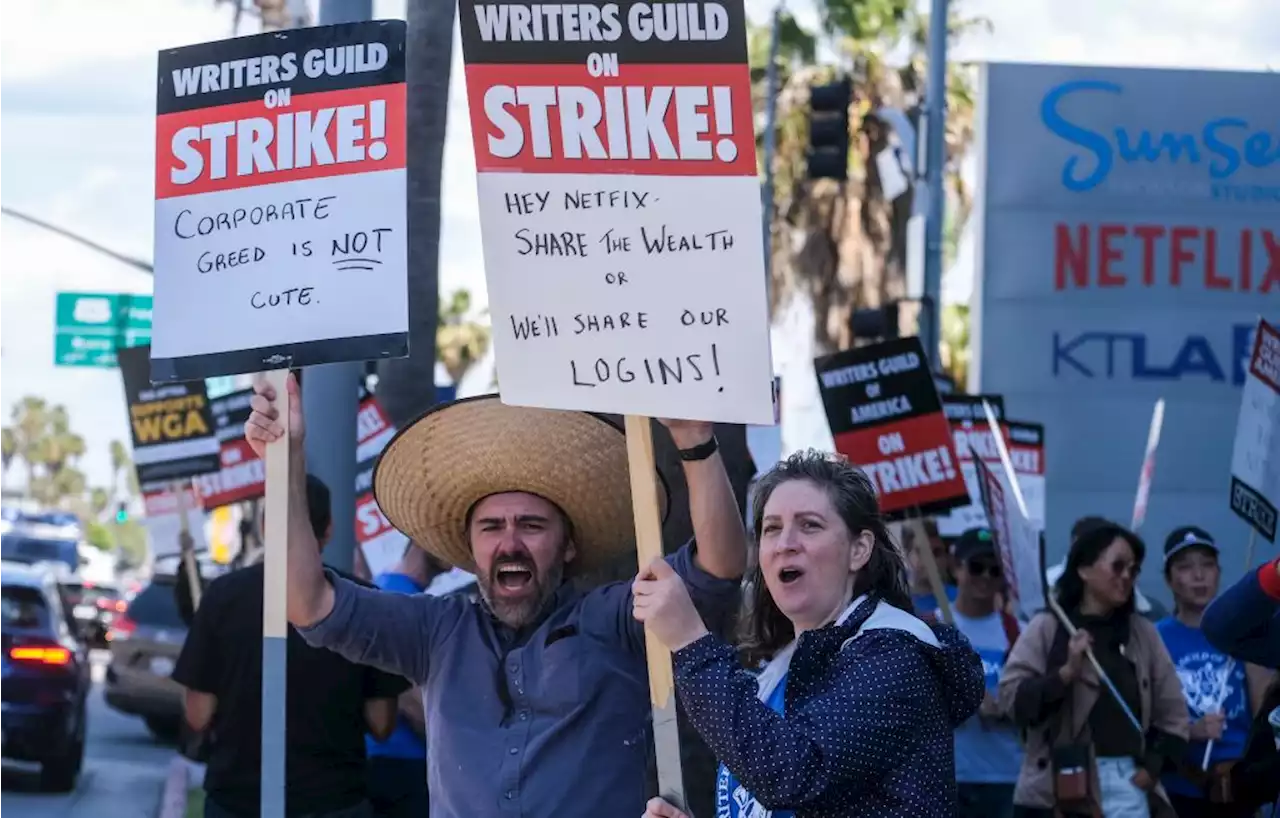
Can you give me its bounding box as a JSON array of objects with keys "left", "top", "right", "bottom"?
[{"left": 1, "top": 0, "right": 1277, "bottom": 494}]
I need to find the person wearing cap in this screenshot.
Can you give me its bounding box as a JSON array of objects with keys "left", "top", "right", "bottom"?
[
  {"left": 998, "top": 518, "right": 1188, "bottom": 818},
  {"left": 1155, "top": 526, "right": 1272, "bottom": 818},
  {"left": 243, "top": 378, "right": 748, "bottom": 818},
  {"left": 945, "top": 527, "right": 1023, "bottom": 818}
]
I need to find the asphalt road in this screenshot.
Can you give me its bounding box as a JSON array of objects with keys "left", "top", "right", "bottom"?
[{"left": 2, "top": 651, "right": 176, "bottom": 818}]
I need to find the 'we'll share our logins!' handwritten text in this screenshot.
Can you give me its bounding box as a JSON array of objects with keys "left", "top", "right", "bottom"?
[{"left": 496, "top": 181, "right": 738, "bottom": 394}]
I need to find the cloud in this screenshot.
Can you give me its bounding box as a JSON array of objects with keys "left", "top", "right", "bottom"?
[{"left": 0, "top": 0, "right": 241, "bottom": 82}]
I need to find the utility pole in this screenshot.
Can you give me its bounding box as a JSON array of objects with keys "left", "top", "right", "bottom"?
[
  {"left": 760, "top": 6, "right": 780, "bottom": 274},
  {"left": 296, "top": 0, "right": 373, "bottom": 579},
  {"left": 921, "top": 0, "right": 949, "bottom": 366}
]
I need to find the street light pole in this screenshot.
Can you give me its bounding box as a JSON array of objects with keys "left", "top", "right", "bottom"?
[
  {"left": 921, "top": 0, "right": 949, "bottom": 366},
  {"left": 300, "top": 1, "right": 371, "bottom": 578}
]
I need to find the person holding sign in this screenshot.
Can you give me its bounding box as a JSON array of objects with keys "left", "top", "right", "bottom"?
[
  {"left": 1155, "top": 526, "right": 1272, "bottom": 818},
  {"left": 633, "top": 450, "right": 985, "bottom": 818},
  {"left": 998, "top": 519, "right": 1188, "bottom": 818},
  {"left": 243, "top": 380, "right": 747, "bottom": 818}
]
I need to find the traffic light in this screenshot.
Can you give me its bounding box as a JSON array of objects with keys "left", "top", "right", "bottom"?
[
  {"left": 115, "top": 503, "right": 128, "bottom": 525},
  {"left": 806, "top": 78, "right": 853, "bottom": 181},
  {"left": 849, "top": 301, "right": 900, "bottom": 341}
]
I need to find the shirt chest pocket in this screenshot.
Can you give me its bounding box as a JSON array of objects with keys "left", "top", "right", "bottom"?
[{"left": 525, "top": 629, "right": 583, "bottom": 714}]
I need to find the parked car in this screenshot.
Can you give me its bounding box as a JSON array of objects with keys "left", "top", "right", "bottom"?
[
  {"left": 103, "top": 574, "right": 187, "bottom": 740},
  {"left": 60, "top": 579, "right": 124, "bottom": 648},
  {"left": 1, "top": 530, "right": 81, "bottom": 575},
  {"left": 1, "top": 560, "right": 91, "bottom": 791}
]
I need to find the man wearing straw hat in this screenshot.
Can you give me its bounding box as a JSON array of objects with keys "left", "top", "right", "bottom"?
[{"left": 245, "top": 376, "right": 748, "bottom": 818}]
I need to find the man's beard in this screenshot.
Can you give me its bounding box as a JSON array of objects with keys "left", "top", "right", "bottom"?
[{"left": 478, "top": 550, "right": 567, "bottom": 629}]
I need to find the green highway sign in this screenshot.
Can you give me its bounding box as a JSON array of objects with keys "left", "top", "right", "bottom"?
[{"left": 54, "top": 291, "right": 152, "bottom": 368}]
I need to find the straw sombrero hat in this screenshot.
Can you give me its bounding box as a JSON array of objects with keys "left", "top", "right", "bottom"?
[{"left": 372, "top": 395, "right": 670, "bottom": 574}]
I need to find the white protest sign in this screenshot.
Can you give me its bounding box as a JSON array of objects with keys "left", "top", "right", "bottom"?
[
  {"left": 142, "top": 484, "right": 208, "bottom": 559},
  {"left": 1131, "top": 398, "right": 1165, "bottom": 532},
  {"left": 1230, "top": 318, "right": 1280, "bottom": 543},
  {"left": 151, "top": 23, "right": 409, "bottom": 382},
  {"left": 978, "top": 401, "right": 1046, "bottom": 621},
  {"left": 458, "top": 1, "right": 775, "bottom": 424}
]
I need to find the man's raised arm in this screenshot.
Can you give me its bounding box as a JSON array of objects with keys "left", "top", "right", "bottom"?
[{"left": 244, "top": 374, "right": 453, "bottom": 684}]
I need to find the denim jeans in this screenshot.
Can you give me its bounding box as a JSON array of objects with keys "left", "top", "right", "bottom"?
[
  {"left": 1096, "top": 757, "right": 1150, "bottom": 818},
  {"left": 204, "top": 795, "right": 374, "bottom": 818},
  {"left": 957, "top": 782, "right": 1015, "bottom": 818}
]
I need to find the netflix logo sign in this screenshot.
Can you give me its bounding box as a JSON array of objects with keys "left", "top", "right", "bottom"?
[{"left": 975, "top": 62, "right": 1279, "bottom": 552}]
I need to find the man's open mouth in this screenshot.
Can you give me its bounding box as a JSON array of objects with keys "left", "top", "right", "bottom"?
[
  {"left": 495, "top": 563, "right": 534, "bottom": 591},
  {"left": 778, "top": 567, "right": 804, "bottom": 585}
]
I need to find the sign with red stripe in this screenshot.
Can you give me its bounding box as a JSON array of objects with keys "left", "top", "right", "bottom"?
[
  {"left": 459, "top": 0, "right": 774, "bottom": 424},
  {"left": 150, "top": 22, "right": 409, "bottom": 382},
  {"left": 814, "top": 337, "right": 970, "bottom": 519}
]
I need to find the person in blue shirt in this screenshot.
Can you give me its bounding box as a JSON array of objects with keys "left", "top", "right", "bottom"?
[
  {"left": 635, "top": 449, "right": 985, "bottom": 818},
  {"left": 1155, "top": 526, "right": 1271, "bottom": 818},
  {"left": 945, "top": 527, "right": 1022, "bottom": 818},
  {"left": 364, "top": 544, "right": 448, "bottom": 818}
]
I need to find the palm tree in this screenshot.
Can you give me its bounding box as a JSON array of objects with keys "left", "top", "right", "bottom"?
[
  {"left": 374, "top": 0, "right": 454, "bottom": 427},
  {"left": 9, "top": 395, "right": 49, "bottom": 493},
  {"left": 109, "top": 439, "right": 130, "bottom": 499},
  {"left": 1, "top": 427, "right": 15, "bottom": 487},
  {"left": 436, "top": 288, "right": 492, "bottom": 385},
  {"left": 759, "top": 0, "right": 986, "bottom": 379}
]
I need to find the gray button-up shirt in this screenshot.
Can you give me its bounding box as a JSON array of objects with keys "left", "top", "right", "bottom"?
[{"left": 298, "top": 542, "right": 740, "bottom": 818}]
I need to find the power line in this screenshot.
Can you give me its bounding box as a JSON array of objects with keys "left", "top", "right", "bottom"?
[{"left": 0, "top": 206, "right": 153, "bottom": 273}]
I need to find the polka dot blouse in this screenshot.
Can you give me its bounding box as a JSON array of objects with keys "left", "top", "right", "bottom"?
[{"left": 672, "top": 595, "right": 985, "bottom": 817}]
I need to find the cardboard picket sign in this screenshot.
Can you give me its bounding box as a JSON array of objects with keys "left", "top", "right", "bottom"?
[
  {"left": 119, "top": 344, "right": 221, "bottom": 485},
  {"left": 1230, "top": 318, "right": 1280, "bottom": 543},
  {"left": 354, "top": 390, "right": 409, "bottom": 576},
  {"left": 152, "top": 23, "right": 410, "bottom": 818},
  {"left": 194, "top": 388, "right": 265, "bottom": 510},
  {"left": 458, "top": 0, "right": 774, "bottom": 426},
  {"left": 151, "top": 22, "right": 409, "bottom": 383},
  {"left": 814, "top": 337, "right": 970, "bottom": 519},
  {"left": 937, "top": 400, "right": 1047, "bottom": 539}
]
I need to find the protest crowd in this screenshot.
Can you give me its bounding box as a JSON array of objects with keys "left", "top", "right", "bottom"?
[
  {"left": 157, "top": 372, "right": 1280, "bottom": 818},
  {"left": 88, "top": 7, "right": 1275, "bottom": 818}
]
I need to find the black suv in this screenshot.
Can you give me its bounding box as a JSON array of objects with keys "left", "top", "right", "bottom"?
[{"left": 1, "top": 560, "right": 91, "bottom": 791}]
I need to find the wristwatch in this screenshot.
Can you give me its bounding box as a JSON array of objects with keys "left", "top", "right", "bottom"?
[{"left": 677, "top": 435, "right": 719, "bottom": 462}]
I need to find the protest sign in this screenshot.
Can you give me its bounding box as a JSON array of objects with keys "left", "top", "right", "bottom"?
[
  {"left": 1131, "top": 399, "right": 1165, "bottom": 532},
  {"left": 153, "top": 23, "right": 413, "bottom": 817},
  {"left": 141, "top": 484, "right": 208, "bottom": 559},
  {"left": 942, "top": 394, "right": 1004, "bottom": 425},
  {"left": 355, "top": 390, "right": 409, "bottom": 575},
  {"left": 937, "top": 412, "right": 1047, "bottom": 539},
  {"left": 975, "top": 409, "right": 1047, "bottom": 622},
  {"left": 458, "top": 0, "right": 774, "bottom": 425},
  {"left": 151, "top": 22, "right": 409, "bottom": 382},
  {"left": 119, "top": 345, "right": 220, "bottom": 485},
  {"left": 1230, "top": 318, "right": 1280, "bottom": 543},
  {"left": 814, "top": 337, "right": 969, "bottom": 518},
  {"left": 194, "top": 388, "right": 265, "bottom": 510}
]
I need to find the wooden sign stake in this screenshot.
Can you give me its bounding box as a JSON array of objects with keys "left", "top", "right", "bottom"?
[
  {"left": 624, "top": 414, "right": 687, "bottom": 811},
  {"left": 173, "top": 479, "right": 202, "bottom": 611},
  {"left": 260, "top": 368, "right": 292, "bottom": 818}
]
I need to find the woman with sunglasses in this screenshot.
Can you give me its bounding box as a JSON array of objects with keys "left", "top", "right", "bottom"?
[{"left": 999, "top": 519, "right": 1188, "bottom": 818}]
